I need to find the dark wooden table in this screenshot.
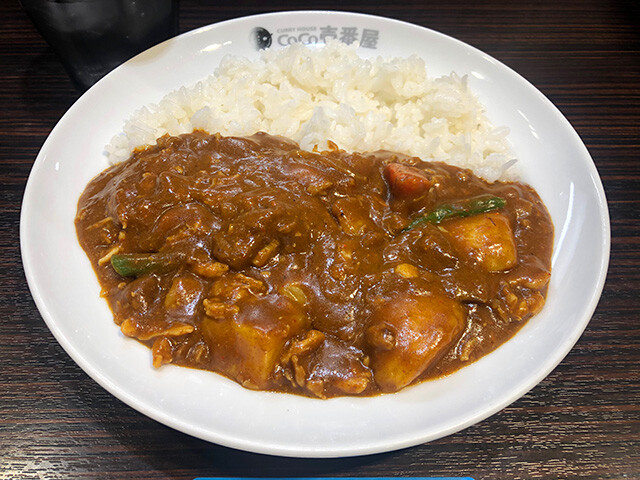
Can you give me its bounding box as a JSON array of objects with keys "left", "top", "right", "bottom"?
[{"left": 2, "top": 0, "right": 638, "bottom": 478}]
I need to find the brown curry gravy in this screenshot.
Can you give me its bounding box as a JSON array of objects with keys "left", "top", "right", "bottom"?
[{"left": 76, "top": 131, "right": 553, "bottom": 398}]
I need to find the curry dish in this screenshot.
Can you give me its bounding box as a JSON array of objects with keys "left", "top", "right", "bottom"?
[{"left": 76, "top": 131, "right": 553, "bottom": 398}]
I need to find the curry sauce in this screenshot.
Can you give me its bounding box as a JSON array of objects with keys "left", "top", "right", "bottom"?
[{"left": 76, "top": 131, "right": 553, "bottom": 398}]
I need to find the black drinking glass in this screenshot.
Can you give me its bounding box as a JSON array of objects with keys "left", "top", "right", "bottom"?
[{"left": 21, "top": 0, "right": 179, "bottom": 89}]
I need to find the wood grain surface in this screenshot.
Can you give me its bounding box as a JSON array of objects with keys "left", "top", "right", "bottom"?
[{"left": 1, "top": 0, "right": 638, "bottom": 478}]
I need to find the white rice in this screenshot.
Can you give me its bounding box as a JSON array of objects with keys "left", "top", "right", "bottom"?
[{"left": 106, "top": 40, "right": 517, "bottom": 181}]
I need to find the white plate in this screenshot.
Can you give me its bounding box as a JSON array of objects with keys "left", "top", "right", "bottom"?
[{"left": 21, "top": 11, "right": 610, "bottom": 457}]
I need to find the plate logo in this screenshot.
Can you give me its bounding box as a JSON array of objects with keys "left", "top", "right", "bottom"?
[
  {"left": 251, "top": 25, "right": 380, "bottom": 50},
  {"left": 251, "top": 27, "right": 273, "bottom": 49}
]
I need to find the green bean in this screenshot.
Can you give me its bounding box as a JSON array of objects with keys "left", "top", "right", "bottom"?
[
  {"left": 402, "top": 195, "right": 506, "bottom": 232},
  {"left": 110, "top": 253, "right": 182, "bottom": 277}
]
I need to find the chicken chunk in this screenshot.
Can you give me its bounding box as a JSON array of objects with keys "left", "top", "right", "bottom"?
[
  {"left": 164, "top": 273, "right": 207, "bottom": 316},
  {"left": 331, "top": 196, "right": 376, "bottom": 236},
  {"left": 281, "top": 332, "right": 373, "bottom": 398}
]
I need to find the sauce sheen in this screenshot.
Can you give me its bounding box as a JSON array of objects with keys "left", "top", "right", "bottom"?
[{"left": 76, "top": 131, "right": 554, "bottom": 398}]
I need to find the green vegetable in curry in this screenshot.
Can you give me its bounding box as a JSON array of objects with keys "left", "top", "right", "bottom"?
[
  {"left": 402, "top": 195, "right": 506, "bottom": 232},
  {"left": 110, "top": 253, "right": 182, "bottom": 277}
]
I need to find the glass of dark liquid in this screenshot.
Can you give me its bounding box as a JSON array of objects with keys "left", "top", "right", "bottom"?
[{"left": 21, "top": 0, "right": 179, "bottom": 89}]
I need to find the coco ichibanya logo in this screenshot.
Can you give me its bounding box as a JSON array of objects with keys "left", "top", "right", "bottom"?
[
  {"left": 251, "top": 27, "right": 273, "bottom": 49},
  {"left": 250, "top": 25, "right": 380, "bottom": 50}
]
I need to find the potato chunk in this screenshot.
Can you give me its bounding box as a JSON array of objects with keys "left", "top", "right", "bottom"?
[
  {"left": 201, "top": 296, "right": 308, "bottom": 389},
  {"left": 442, "top": 212, "right": 517, "bottom": 271},
  {"left": 366, "top": 294, "right": 466, "bottom": 392}
]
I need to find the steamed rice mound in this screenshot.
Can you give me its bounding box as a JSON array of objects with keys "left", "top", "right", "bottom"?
[{"left": 106, "top": 40, "right": 516, "bottom": 181}]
